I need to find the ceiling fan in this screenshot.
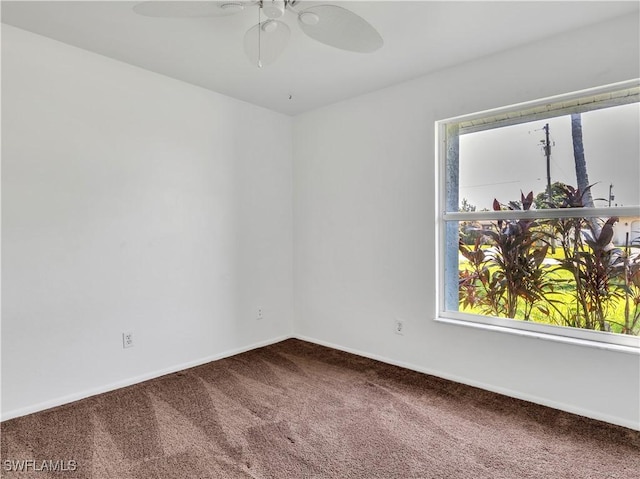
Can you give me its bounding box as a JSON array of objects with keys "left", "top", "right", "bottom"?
[{"left": 133, "top": 1, "right": 383, "bottom": 68}]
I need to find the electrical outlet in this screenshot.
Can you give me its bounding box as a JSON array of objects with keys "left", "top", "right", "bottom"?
[
  {"left": 394, "top": 319, "right": 404, "bottom": 335},
  {"left": 257, "top": 308, "right": 263, "bottom": 320},
  {"left": 122, "top": 332, "right": 134, "bottom": 348}
]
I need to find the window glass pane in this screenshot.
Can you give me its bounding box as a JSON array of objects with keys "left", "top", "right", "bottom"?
[
  {"left": 457, "top": 103, "right": 639, "bottom": 213},
  {"left": 451, "top": 217, "right": 640, "bottom": 335},
  {"left": 442, "top": 89, "right": 640, "bottom": 341}
]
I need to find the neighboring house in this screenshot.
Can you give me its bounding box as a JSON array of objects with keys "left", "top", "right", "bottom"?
[{"left": 614, "top": 216, "right": 640, "bottom": 247}]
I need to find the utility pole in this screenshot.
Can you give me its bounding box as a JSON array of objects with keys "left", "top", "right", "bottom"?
[
  {"left": 541, "top": 124, "right": 555, "bottom": 253},
  {"left": 608, "top": 183, "right": 614, "bottom": 207},
  {"left": 542, "top": 123, "right": 552, "bottom": 201}
]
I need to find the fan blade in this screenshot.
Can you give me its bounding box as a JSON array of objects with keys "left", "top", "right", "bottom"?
[
  {"left": 133, "top": 1, "right": 254, "bottom": 18},
  {"left": 297, "top": 5, "right": 383, "bottom": 53},
  {"left": 244, "top": 20, "right": 291, "bottom": 67}
]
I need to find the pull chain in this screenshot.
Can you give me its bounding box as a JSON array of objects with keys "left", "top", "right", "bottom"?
[{"left": 258, "top": 3, "right": 263, "bottom": 68}]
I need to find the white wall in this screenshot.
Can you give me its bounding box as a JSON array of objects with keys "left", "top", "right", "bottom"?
[
  {"left": 1, "top": 25, "right": 293, "bottom": 419},
  {"left": 293, "top": 14, "right": 640, "bottom": 430}
]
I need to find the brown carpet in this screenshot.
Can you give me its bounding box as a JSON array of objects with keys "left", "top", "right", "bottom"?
[{"left": 1, "top": 339, "right": 639, "bottom": 479}]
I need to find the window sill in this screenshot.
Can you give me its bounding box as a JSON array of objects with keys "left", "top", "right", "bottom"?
[{"left": 435, "top": 316, "right": 640, "bottom": 355}]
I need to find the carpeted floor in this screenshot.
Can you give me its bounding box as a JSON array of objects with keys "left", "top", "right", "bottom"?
[{"left": 1, "top": 339, "right": 639, "bottom": 478}]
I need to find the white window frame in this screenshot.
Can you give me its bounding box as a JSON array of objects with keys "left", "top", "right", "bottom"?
[{"left": 435, "top": 79, "right": 640, "bottom": 352}]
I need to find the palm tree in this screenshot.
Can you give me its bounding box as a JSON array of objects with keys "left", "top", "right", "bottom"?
[
  {"left": 571, "top": 113, "right": 595, "bottom": 208},
  {"left": 571, "top": 112, "right": 603, "bottom": 239}
]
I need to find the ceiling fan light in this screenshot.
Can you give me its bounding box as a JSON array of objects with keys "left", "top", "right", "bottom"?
[
  {"left": 263, "top": 0, "right": 285, "bottom": 18},
  {"left": 299, "top": 11, "right": 320, "bottom": 26},
  {"left": 261, "top": 19, "right": 279, "bottom": 33},
  {"left": 220, "top": 2, "right": 244, "bottom": 12}
]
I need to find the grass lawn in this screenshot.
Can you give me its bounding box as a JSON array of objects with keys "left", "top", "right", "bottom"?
[{"left": 458, "top": 245, "right": 640, "bottom": 336}]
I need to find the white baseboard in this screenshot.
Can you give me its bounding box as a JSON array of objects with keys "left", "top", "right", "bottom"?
[
  {"left": 5, "top": 333, "right": 637, "bottom": 432},
  {"left": 1, "top": 335, "right": 291, "bottom": 422},
  {"left": 294, "top": 334, "right": 640, "bottom": 431}
]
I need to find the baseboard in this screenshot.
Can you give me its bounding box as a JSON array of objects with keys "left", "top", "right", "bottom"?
[
  {"left": 5, "top": 333, "right": 638, "bottom": 431},
  {"left": 294, "top": 334, "right": 640, "bottom": 431},
  {"left": 1, "top": 335, "right": 292, "bottom": 422}
]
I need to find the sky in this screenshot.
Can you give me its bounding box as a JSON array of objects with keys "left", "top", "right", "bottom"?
[{"left": 458, "top": 102, "right": 640, "bottom": 211}]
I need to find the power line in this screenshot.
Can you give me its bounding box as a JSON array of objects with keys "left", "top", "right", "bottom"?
[{"left": 461, "top": 179, "right": 533, "bottom": 189}]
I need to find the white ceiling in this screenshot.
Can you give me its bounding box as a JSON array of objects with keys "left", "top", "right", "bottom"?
[{"left": 2, "top": 1, "right": 639, "bottom": 116}]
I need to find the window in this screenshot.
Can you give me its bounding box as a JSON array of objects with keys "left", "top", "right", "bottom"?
[{"left": 437, "top": 80, "right": 640, "bottom": 349}]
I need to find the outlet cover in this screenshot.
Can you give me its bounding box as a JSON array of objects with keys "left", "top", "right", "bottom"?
[
  {"left": 394, "top": 319, "right": 404, "bottom": 335},
  {"left": 123, "top": 332, "right": 134, "bottom": 348}
]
